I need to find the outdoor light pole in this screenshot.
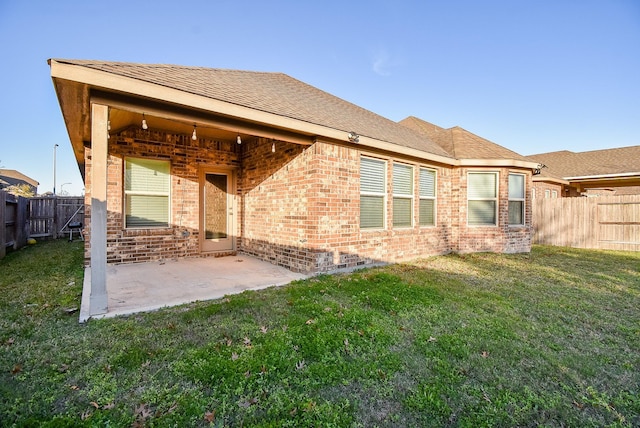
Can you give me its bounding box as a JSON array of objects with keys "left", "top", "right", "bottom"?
[
  {"left": 53, "top": 143, "right": 59, "bottom": 195},
  {"left": 60, "top": 182, "right": 71, "bottom": 196}
]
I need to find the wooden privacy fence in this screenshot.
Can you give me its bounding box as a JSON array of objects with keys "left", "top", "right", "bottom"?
[
  {"left": 1, "top": 194, "right": 84, "bottom": 259},
  {"left": 1, "top": 191, "right": 28, "bottom": 259},
  {"left": 28, "top": 196, "right": 84, "bottom": 240},
  {"left": 532, "top": 195, "right": 640, "bottom": 251}
]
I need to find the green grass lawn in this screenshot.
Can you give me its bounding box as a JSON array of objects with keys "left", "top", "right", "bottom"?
[{"left": 0, "top": 240, "right": 638, "bottom": 427}]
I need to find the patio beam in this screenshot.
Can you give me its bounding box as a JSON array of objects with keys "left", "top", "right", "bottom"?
[{"left": 89, "top": 103, "right": 108, "bottom": 316}]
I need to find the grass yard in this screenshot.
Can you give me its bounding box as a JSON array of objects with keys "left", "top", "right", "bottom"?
[{"left": 0, "top": 240, "right": 638, "bottom": 427}]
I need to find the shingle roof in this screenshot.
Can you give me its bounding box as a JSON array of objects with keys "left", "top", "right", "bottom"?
[
  {"left": 0, "top": 169, "right": 39, "bottom": 187},
  {"left": 54, "top": 59, "right": 452, "bottom": 159},
  {"left": 527, "top": 145, "right": 640, "bottom": 178},
  {"left": 399, "top": 116, "right": 529, "bottom": 161}
]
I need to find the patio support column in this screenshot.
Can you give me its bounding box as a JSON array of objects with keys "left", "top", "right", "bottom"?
[{"left": 89, "top": 103, "right": 108, "bottom": 315}]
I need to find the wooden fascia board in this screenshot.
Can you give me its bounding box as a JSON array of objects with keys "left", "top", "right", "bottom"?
[
  {"left": 458, "top": 158, "right": 540, "bottom": 169},
  {"left": 532, "top": 176, "right": 570, "bottom": 185},
  {"left": 564, "top": 172, "right": 640, "bottom": 181}
]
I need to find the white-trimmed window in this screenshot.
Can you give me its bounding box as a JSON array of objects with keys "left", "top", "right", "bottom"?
[
  {"left": 545, "top": 189, "right": 550, "bottom": 199},
  {"left": 419, "top": 167, "right": 436, "bottom": 226},
  {"left": 508, "top": 173, "right": 525, "bottom": 225},
  {"left": 360, "top": 157, "right": 386, "bottom": 229},
  {"left": 124, "top": 158, "right": 170, "bottom": 228},
  {"left": 467, "top": 172, "right": 498, "bottom": 226},
  {"left": 393, "top": 163, "right": 414, "bottom": 228},
  {"left": 552, "top": 190, "right": 558, "bottom": 198}
]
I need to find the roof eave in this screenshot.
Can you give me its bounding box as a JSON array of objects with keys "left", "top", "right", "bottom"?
[
  {"left": 564, "top": 172, "right": 640, "bottom": 181},
  {"left": 532, "top": 176, "right": 570, "bottom": 185},
  {"left": 458, "top": 158, "right": 540, "bottom": 169},
  {"left": 50, "top": 60, "right": 458, "bottom": 165}
]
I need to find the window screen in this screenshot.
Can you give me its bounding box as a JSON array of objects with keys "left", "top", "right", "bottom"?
[
  {"left": 508, "top": 173, "right": 525, "bottom": 225},
  {"left": 393, "top": 163, "right": 413, "bottom": 228},
  {"left": 419, "top": 168, "right": 436, "bottom": 226},
  {"left": 360, "top": 157, "right": 386, "bottom": 229},
  {"left": 468, "top": 172, "right": 498, "bottom": 225},
  {"left": 125, "top": 158, "right": 170, "bottom": 228}
]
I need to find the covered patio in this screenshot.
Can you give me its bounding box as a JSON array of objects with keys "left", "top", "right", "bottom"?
[{"left": 79, "top": 254, "right": 307, "bottom": 322}]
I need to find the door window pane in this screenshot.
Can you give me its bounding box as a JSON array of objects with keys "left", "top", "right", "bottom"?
[{"left": 205, "top": 174, "right": 228, "bottom": 239}]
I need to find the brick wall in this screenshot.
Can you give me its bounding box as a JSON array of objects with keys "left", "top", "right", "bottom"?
[
  {"left": 84, "top": 126, "right": 532, "bottom": 272},
  {"left": 241, "top": 140, "right": 459, "bottom": 273},
  {"left": 84, "top": 126, "right": 240, "bottom": 265},
  {"left": 240, "top": 137, "right": 316, "bottom": 272},
  {"left": 532, "top": 181, "right": 566, "bottom": 199},
  {"left": 455, "top": 167, "right": 532, "bottom": 254}
]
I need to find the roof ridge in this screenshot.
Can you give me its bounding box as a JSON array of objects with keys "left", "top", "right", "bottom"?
[{"left": 53, "top": 58, "right": 286, "bottom": 76}]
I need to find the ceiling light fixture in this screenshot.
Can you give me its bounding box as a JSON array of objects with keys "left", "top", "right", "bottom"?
[
  {"left": 271, "top": 141, "right": 276, "bottom": 153},
  {"left": 192, "top": 124, "right": 197, "bottom": 141},
  {"left": 237, "top": 134, "right": 242, "bottom": 145},
  {"left": 142, "top": 114, "right": 148, "bottom": 130}
]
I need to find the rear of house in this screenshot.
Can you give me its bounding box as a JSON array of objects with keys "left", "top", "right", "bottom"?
[{"left": 50, "top": 59, "right": 538, "bottom": 316}]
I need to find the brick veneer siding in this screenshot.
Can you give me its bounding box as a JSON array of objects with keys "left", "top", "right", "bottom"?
[
  {"left": 531, "top": 181, "right": 580, "bottom": 198},
  {"left": 241, "top": 140, "right": 457, "bottom": 273},
  {"left": 84, "top": 127, "right": 240, "bottom": 265},
  {"left": 455, "top": 168, "right": 533, "bottom": 254},
  {"left": 83, "top": 127, "right": 532, "bottom": 272},
  {"left": 240, "top": 137, "right": 315, "bottom": 272}
]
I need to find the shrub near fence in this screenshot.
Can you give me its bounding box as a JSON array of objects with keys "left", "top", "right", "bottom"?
[{"left": 532, "top": 194, "right": 640, "bottom": 251}]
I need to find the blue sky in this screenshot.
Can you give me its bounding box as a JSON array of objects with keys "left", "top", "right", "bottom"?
[{"left": 0, "top": 0, "right": 638, "bottom": 196}]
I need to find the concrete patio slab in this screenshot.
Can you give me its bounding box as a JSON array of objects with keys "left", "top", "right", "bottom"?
[{"left": 80, "top": 254, "right": 307, "bottom": 322}]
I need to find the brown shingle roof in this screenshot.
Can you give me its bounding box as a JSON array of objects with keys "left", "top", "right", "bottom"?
[
  {"left": 399, "top": 116, "right": 529, "bottom": 161},
  {"left": 54, "top": 59, "right": 452, "bottom": 159},
  {"left": 527, "top": 145, "right": 640, "bottom": 178},
  {"left": 0, "top": 169, "right": 39, "bottom": 187}
]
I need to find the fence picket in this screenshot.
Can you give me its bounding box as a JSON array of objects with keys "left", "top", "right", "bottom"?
[
  {"left": 1, "top": 194, "right": 84, "bottom": 259},
  {"left": 533, "top": 195, "right": 640, "bottom": 251}
]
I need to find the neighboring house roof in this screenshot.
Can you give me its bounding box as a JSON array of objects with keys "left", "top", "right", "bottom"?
[
  {"left": 399, "top": 116, "right": 532, "bottom": 164},
  {"left": 527, "top": 145, "right": 640, "bottom": 179},
  {"left": 0, "top": 169, "right": 39, "bottom": 188},
  {"left": 49, "top": 59, "right": 538, "bottom": 171}
]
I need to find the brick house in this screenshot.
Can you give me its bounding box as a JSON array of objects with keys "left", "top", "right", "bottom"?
[
  {"left": 527, "top": 146, "right": 640, "bottom": 198},
  {"left": 49, "top": 59, "right": 539, "bottom": 316}
]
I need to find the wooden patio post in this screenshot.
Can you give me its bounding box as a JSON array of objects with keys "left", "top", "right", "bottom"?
[{"left": 89, "top": 103, "right": 109, "bottom": 315}]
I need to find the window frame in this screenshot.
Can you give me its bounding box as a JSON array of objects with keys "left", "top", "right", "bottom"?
[
  {"left": 124, "top": 157, "right": 171, "bottom": 229},
  {"left": 392, "top": 162, "right": 414, "bottom": 228},
  {"left": 419, "top": 167, "right": 437, "bottom": 227},
  {"left": 359, "top": 156, "right": 387, "bottom": 230},
  {"left": 551, "top": 190, "right": 558, "bottom": 198},
  {"left": 467, "top": 171, "right": 499, "bottom": 226},
  {"left": 508, "top": 173, "right": 526, "bottom": 226}
]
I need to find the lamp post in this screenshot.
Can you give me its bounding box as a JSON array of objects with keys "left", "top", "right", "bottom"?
[
  {"left": 53, "top": 144, "right": 59, "bottom": 195},
  {"left": 60, "top": 182, "right": 71, "bottom": 196}
]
